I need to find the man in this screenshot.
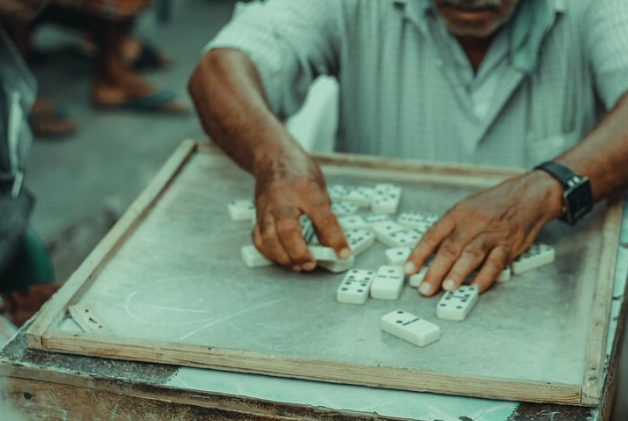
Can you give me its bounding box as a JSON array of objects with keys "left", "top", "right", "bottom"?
[{"left": 188, "top": 0, "right": 628, "bottom": 297}]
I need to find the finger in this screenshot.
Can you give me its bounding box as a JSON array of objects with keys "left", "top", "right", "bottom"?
[
  {"left": 405, "top": 216, "right": 456, "bottom": 276},
  {"left": 442, "top": 236, "right": 494, "bottom": 291},
  {"left": 309, "top": 205, "right": 351, "bottom": 260},
  {"left": 471, "top": 247, "right": 510, "bottom": 293},
  {"left": 253, "top": 225, "right": 273, "bottom": 261},
  {"left": 256, "top": 214, "right": 294, "bottom": 268},
  {"left": 273, "top": 205, "right": 315, "bottom": 270},
  {"left": 417, "top": 232, "right": 468, "bottom": 297}
]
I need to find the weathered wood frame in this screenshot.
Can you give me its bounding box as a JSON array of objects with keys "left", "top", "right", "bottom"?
[{"left": 24, "top": 140, "right": 624, "bottom": 407}]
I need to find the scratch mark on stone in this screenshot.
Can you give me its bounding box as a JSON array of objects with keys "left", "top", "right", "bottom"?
[
  {"left": 179, "top": 298, "right": 286, "bottom": 341},
  {"left": 110, "top": 402, "right": 120, "bottom": 421}
]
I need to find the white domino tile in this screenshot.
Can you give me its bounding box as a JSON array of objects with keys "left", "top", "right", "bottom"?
[
  {"left": 511, "top": 243, "right": 555, "bottom": 274},
  {"left": 336, "top": 269, "right": 376, "bottom": 305},
  {"left": 338, "top": 213, "right": 392, "bottom": 231},
  {"left": 436, "top": 286, "right": 479, "bottom": 321},
  {"left": 371, "top": 265, "right": 406, "bottom": 300},
  {"left": 228, "top": 200, "right": 256, "bottom": 221},
  {"left": 381, "top": 310, "right": 441, "bottom": 347},
  {"left": 497, "top": 267, "right": 512, "bottom": 282},
  {"left": 397, "top": 211, "right": 439, "bottom": 231},
  {"left": 327, "top": 185, "right": 375, "bottom": 207},
  {"left": 408, "top": 257, "right": 433, "bottom": 287},
  {"left": 309, "top": 246, "right": 339, "bottom": 262},
  {"left": 331, "top": 202, "right": 359, "bottom": 217},
  {"left": 373, "top": 222, "right": 423, "bottom": 248},
  {"left": 241, "top": 245, "right": 272, "bottom": 268},
  {"left": 385, "top": 247, "right": 413, "bottom": 266},
  {"left": 318, "top": 256, "right": 355, "bottom": 273},
  {"left": 344, "top": 229, "right": 376, "bottom": 256},
  {"left": 371, "top": 184, "right": 402, "bottom": 214},
  {"left": 299, "top": 215, "right": 315, "bottom": 244},
  {"left": 409, "top": 266, "right": 429, "bottom": 288}
]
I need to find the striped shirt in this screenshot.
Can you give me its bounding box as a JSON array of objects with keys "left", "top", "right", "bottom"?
[{"left": 207, "top": 0, "right": 628, "bottom": 169}]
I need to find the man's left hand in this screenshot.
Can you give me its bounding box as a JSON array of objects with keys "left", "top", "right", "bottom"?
[{"left": 404, "top": 170, "right": 563, "bottom": 295}]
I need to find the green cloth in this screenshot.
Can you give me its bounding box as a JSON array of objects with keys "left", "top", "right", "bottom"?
[{"left": 0, "top": 228, "right": 55, "bottom": 293}]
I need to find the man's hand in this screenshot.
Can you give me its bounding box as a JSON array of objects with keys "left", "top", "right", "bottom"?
[
  {"left": 252, "top": 148, "right": 351, "bottom": 272},
  {"left": 404, "top": 170, "right": 564, "bottom": 295}
]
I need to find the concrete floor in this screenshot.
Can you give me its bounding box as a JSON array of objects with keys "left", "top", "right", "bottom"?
[{"left": 23, "top": 0, "right": 627, "bottom": 418}]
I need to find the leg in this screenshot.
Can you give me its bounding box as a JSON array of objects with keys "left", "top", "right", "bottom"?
[
  {"left": 91, "top": 18, "right": 185, "bottom": 113},
  {"left": 6, "top": 15, "right": 77, "bottom": 137}
]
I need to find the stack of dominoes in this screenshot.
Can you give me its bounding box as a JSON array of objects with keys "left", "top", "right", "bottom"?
[{"left": 228, "top": 183, "right": 557, "bottom": 349}]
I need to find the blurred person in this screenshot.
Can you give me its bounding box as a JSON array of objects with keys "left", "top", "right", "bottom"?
[
  {"left": 4, "top": 0, "right": 185, "bottom": 138},
  {"left": 0, "top": 0, "right": 60, "bottom": 331}
]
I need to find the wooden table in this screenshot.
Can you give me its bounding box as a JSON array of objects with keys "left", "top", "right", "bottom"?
[
  {"left": 1, "top": 143, "right": 626, "bottom": 420},
  {"left": 0, "top": 320, "right": 624, "bottom": 421}
]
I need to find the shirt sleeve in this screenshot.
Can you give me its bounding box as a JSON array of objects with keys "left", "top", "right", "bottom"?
[
  {"left": 206, "top": 0, "right": 342, "bottom": 120},
  {"left": 585, "top": 0, "right": 628, "bottom": 111}
]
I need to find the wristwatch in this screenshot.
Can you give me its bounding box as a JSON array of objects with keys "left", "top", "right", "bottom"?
[{"left": 533, "top": 161, "right": 593, "bottom": 226}]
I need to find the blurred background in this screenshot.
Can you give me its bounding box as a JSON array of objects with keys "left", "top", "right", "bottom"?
[{"left": 25, "top": 0, "right": 234, "bottom": 250}]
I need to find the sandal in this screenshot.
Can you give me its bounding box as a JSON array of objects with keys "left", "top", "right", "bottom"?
[
  {"left": 93, "top": 90, "right": 188, "bottom": 114},
  {"left": 29, "top": 98, "right": 77, "bottom": 138}
]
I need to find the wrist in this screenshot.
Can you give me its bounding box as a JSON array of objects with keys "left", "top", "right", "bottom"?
[
  {"left": 251, "top": 142, "right": 311, "bottom": 181},
  {"left": 527, "top": 170, "right": 565, "bottom": 222}
]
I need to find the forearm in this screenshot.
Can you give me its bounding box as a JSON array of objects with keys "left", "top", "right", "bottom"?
[
  {"left": 188, "top": 49, "right": 308, "bottom": 178},
  {"left": 552, "top": 92, "right": 628, "bottom": 202}
]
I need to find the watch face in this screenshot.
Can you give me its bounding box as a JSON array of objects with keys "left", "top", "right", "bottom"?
[{"left": 563, "top": 178, "right": 593, "bottom": 225}]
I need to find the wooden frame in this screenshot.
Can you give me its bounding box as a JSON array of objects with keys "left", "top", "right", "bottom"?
[{"left": 25, "top": 140, "right": 625, "bottom": 407}]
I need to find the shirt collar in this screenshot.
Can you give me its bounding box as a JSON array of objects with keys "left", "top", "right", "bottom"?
[{"left": 393, "top": 0, "right": 567, "bottom": 73}]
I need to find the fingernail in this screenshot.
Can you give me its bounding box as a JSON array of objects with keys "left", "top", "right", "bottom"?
[
  {"left": 292, "top": 265, "right": 302, "bottom": 272},
  {"left": 303, "top": 262, "right": 316, "bottom": 271},
  {"left": 443, "top": 279, "right": 455, "bottom": 291},
  {"left": 404, "top": 262, "right": 416, "bottom": 275},
  {"left": 419, "top": 283, "right": 431, "bottom": 295},
  {"left": 339, "top": 248, "right": 352, "bottom": 259}
]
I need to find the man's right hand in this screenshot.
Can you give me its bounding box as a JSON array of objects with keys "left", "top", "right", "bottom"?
[
  {"left": 252, "top": 148, "right": 351, "bottom": 272},
  {"left": 188, "top": 49, "right": 350, "bottom": 270}
]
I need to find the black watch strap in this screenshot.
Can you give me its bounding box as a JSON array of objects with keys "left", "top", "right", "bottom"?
[
  {"left": 533, "top": 161, "right": 593, "bottom": 225},
  {"left": 535, "top": 162, "right": 578, "bottom": 187}
]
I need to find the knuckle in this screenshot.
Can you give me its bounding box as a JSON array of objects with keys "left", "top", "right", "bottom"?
[
  {"left": 438, "top": 241, "right": 460, "bottom": 259},
  {"left": 260, "top": 227, "right": 275, "bottom": 241},
  {"left": 275, "top": 204, "right": 298, "bottom": 220},
  {"left": 276, "top": 220, "right": 300, "bottom": 237},
  {"left": 315, "top": 211, "right": 338, "bottom": 229},
  {"left": 486, "top": 254, "right": 506, "bottom": 269},
  {"left": 258, "top": 216, "right": 274, "bottom": 236},
  {"left": 420, "top": 232, "right": 440, "bottom": 249},
  {"left": 461, "top": 246, "right": 485, "bottom": 261}
]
